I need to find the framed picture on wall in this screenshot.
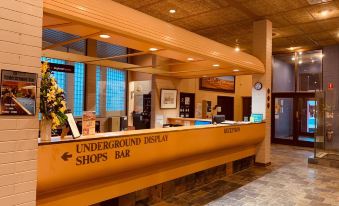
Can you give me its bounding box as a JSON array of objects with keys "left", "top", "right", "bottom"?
[
  {"left": 0, "top": 70, "right": 37, "bottom": 115},
  {"left": 199, "top": 76, "right": 235, "bottom": 93},
  {"left": 160, "top": 89, "right": 177, "bottom": 109}
]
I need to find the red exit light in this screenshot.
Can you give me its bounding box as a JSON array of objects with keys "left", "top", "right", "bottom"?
[{"left": 328, "top": 83, "right": 334, "bottom": 89}]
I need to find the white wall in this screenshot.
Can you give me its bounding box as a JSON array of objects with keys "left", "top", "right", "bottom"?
[{"left": 0, "top": 0, "right": 42, "bottom": 205}]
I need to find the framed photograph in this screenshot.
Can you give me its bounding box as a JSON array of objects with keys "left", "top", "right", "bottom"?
[
  {"left": 199, "top": 76, "right": 235, "bottom": 93},
  {"left": 160, "top": 89, "right": 177, "bottom": 109},
  {"left": 65, "top": 113, "right": 81, "bottom": 139},
  {"left": 0, "top": 70, "right": 37, "bottom": 115}
]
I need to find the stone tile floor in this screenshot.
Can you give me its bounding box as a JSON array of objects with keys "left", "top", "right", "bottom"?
[{"left": 153, "top": 144, "right": 339, "bottom": 206}]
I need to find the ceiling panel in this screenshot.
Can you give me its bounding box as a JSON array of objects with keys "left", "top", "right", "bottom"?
[
  {"left": 297, "top": 22, "right": 325, "bottom": 33},
  {"left": 307, "top": 1, "right": 339, "bottom": 20},
  {"left": 274, "top": 26, "right": 304, "bottom": 38},
  {"left": 319, "top": 17, "right": 339, "bottom": 30},
  {"left": 266, "top": 14, "right": 291, "bottom": 28},
  {"left": 283, "top": 8, "right": 315, "bottom": 24},
  {"left": 308, "top": 31, "right": 334, "bottom": 41},
  {"left": 112, "top": 0, "right": 160, "bottom": 9},
  {"left": 112, "top": 0, "right": 339, "bottom": 53}
]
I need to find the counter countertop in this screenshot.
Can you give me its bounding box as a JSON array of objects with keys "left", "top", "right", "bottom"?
[
  {"left": 39, "top": 122, "right": 264, "bottom": 145},
  {"left": 167, "top": 117, "right": 212, "bottom": 122}
]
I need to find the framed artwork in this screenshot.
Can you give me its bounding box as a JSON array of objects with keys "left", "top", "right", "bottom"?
[
  {"left": 0, "top": 70, "right": 37, "bottom": 115},
  {"left": 160, "top": 89, "right": 177, "bottom": 109},
  {"left": 199, "top": 76, "right": 235, "bottom": 93}
]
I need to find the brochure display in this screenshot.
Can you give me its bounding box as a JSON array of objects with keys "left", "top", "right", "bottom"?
[{"left": 82, "top": 111, "right": 96, "bottom": 136}]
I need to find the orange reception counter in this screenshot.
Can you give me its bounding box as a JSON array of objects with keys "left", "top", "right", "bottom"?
[{"left": 37, "top": 123, "right": 265, "bottom": 206}]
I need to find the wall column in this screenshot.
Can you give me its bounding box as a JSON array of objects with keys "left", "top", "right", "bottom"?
[
  {"left": 0, "top": 0, "right": 43, "bottom": 205},
  {"left": 85, "top": 39, "right": 97, "bottom": 111},
  {"left": 252, "top": 20, "right": 272, "bottom": 165}
]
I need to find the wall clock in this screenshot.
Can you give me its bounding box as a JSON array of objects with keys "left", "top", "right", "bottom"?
[{"left": 254, "top": 82, "right": 263, "bottom": 90}]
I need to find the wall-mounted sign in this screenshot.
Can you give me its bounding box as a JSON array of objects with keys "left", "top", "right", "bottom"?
[
  {"left": 0, "top": 70, "right": 37, "bottom": 115},
  {"left": 47, "top": 62, "right": 74, "bottom": 73}
]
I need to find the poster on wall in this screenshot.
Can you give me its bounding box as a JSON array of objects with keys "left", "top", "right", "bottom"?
[
  {"left": 199, "top": 76, "right": 235, "bottom": 93},
  {"left": 0, "top": 70, "right": 37, "bottom": 115},
  {"left": 160, "top": 89, "right": 177, "bottom": 109},
  {"left": 82, "top": 111, "right": 96, "bottom": 136}
]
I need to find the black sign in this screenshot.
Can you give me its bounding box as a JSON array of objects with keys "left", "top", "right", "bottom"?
[{"left": 48, "top": 63, "right": 75, "bottom": 73}]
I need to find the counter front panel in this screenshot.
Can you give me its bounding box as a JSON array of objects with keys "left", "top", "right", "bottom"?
[{"left": 37, "top": 123, "right": 265, "bottom": 205}]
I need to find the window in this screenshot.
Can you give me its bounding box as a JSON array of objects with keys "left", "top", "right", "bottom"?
[
  {"left": 73, "top": 62, "right": 85, "bottom": 117},
  {"left": 273, "top": 50, "right": 323, "bottom": 92},
  {"left": 41, "top": 57, "right": 85, "bottom": 117},
  {"left": 106, "top": 68, "right": 126, "bottom": 111},
  {"left": 41, "top": 57, "right": 66, "bottom": 91},
  {"left": 96, "top": 66, "right": 101, "bottom": 115}
]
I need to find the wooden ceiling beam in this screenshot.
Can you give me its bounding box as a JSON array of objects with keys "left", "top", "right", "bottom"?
[{"left": 43, "top": 22, "right": 75, "bottom": 29}]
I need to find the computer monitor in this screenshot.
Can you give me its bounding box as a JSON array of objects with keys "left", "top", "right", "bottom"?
[
  {"left": 212, "top": 115, "right": 225, "bottom": 124},
  {"left": 194, "top": 120, "right": 211, "bottom": 126}
]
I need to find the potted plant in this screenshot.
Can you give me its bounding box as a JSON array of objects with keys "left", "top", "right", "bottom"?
[{"left": 40, "top": 62, "right": 67, "bottom": 141}]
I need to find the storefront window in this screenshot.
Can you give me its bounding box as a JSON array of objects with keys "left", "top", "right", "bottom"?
[
  {"left": 273, "top": 50, "right": 323, "bottom": 92},
  {"left": 106, "top": 68, "right": 126, "bottom": 111},
  {"left": 273, "top": 54, "right": 295, "bottom": 92},
  {"left": 41, "top": 57, "right": 85, "bottom": 117},
  {"left": 297, "top": 50, "right": 322, "bottom": 92},
  {"left": 41, "top": 57, "right": 67, "bottom": 91},
  {"left": 73, "top": 62, "right": 85, "bottom": 117},
  {"left": 96, "top": 67, "right": 101, "bottom": 115}
]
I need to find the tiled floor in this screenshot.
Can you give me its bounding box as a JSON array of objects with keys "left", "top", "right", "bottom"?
[{"left": 153, "top": 144, "right": 339, "bottom": 206}]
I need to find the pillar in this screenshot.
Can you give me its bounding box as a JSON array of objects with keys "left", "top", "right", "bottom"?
[
  {"left": 252, "top": 20, "right": 272, "bottom": 165},
  {"left": 0, "top": 0, "right": 43, "bottom": 205},
  {"left": 85, "top": 39, "right": 97, "bottom": 111}
]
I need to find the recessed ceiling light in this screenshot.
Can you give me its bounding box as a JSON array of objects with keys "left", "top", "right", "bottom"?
[
  {"left": 235, "top": 46, "right": 240, "bottom": 52},
  {"left": 99, "top": 34, "right": 111, "bottom": 39},
  {"left": 320, "top": 9, "right": 329, "bottom": 17},
  {"left": 298, "top": 51, "right": 303, "bottom": 55},
  {"left": 149, "top": 48, "right": 158, "bottom": 51},
  {"left": 212, "top": 64, "right": 220, "bottom": 67},
  {"left": 169, "top": 9, "right": 176, "bottom": 14},
  {"left": 298, "top": 60, "right": 303, "bottom": 64},
  {"left": 288, "top": 47, "right": 296, "bottom": 51},
  {"left": 187, "top": 57, "right": 194, "bottom": 61},
  {"left": 233, "top": 69, "right": 240, "bottom": 72}
]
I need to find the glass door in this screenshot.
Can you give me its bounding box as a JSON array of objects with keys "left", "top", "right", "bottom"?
[
  {"left": 296, "top": 96, "right": 316, "bottom": 146},
  {"left": 273, "top": 96, "right": 294, "bottom": 144},
  {"left": 272, "top": 93, "right": 315, "bottom": 147}
]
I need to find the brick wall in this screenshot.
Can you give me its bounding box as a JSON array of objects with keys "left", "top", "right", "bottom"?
[{"left": 0, "top": 0, "right": 42, "bottom": 205}]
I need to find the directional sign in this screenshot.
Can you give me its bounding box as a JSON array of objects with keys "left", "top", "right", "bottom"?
[{"left": 61, "top": 152, "right": 72, "bottom": 161}]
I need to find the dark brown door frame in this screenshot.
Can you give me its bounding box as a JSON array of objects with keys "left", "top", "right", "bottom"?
[{"left": 271, "top": 92, "right": 315, "bottom": 147}]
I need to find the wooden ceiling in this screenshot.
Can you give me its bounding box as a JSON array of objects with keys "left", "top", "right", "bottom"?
[{"left": 113, "top": 0, "right": 339, "bottom": 53}]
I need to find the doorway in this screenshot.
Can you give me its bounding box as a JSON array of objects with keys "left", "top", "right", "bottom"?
[
  {"left": 242, "top": 97, "right": 252, "bottom": 121},
  {"left": 217, "top": 96, "right": 234, "bottom": 120},
  {"left": 272, "top": 93, "right": 315, "bottom": 147}
]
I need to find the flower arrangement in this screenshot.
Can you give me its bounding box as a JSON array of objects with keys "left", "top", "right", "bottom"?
[{"left": 40, "top": 62, "right": 68, "bottom": 129}]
